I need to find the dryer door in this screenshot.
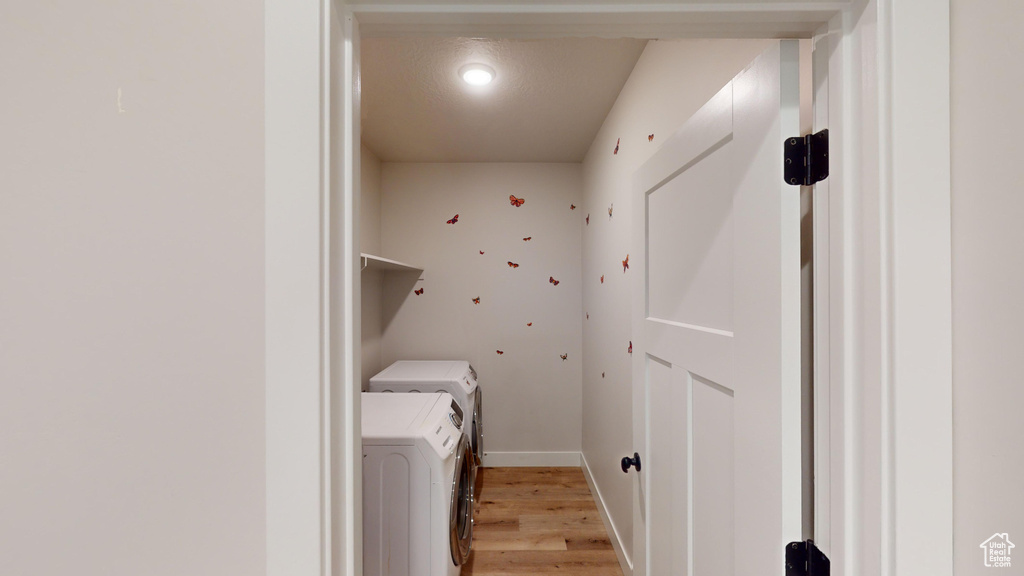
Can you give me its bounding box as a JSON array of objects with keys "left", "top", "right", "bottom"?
[
  {"left": 449, "top": 434, "right": 474, "bottom": 566},
  {"left": 471, "top": 388, "right": 484, "bottom": 466}
]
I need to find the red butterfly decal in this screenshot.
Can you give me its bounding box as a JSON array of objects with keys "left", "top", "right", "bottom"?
[
  {"left": 496, "top": 350, "right": 504, "bottom": 355},
  {"left": 560, "top": 353, "right": 568, "bottom": 361},
  {"left": 628, "top": 341, "right": 633, "bottom": 354},
  {"left": 602, "top": 372, "right": 606, "bottom": 378},
  {"left": 549, "top": 276, "right": 560, "bottom": 286},
  {"left": 613, "top": 137, "right": 620, "bottom": 155},
  {"left": 600, "top": 275, "right": 604, "bottom": 284},
  {"left": 586, "top": 214, "right": 590, "bottom": 225},
  {"left": 414, "top": 288, "right": 424, "bottom": 295},
  {"left": 570, "top": 204, "right": 576, "bottom": 210},
  {"left": 586, "top": 313, "right": 589, "bottom": 320},
  {"left": 608, "top": 204, "right": 613, "bottom": 218},
  {"left": 527, "top": 322, "right": 533, "bottom": 327},
  {"left": 447, "top": 214, "right": 459, "bottom": 224},
  {"left": 472, "top": 297, "right": 481, "bottom": 305},
  {"left": 648, "top": 134, "right": 654, "bottom": 142},
  {"left": 622, "top": 254, "right": 629, "bottom": 272},
  {"left": 479, "top": 250, "right": 485, "bottom": 254},
  {"left": 509, "top": 195, "right": 526, "bottom": 207},
  {"left": 508, "top": 261, "right": 519, "bottom": 268},
  {"left": 523, "top": 237, "right": 532, "bottom": 241}
]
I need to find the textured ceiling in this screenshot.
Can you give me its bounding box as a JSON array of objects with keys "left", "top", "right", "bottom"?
[{"left": 360, "top": 37, "right": 648, "bottom": 163}]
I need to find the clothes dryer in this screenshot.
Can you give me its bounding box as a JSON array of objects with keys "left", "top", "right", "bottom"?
[{"left": 362, "top": 392, "right": 473, "bottom": 576}]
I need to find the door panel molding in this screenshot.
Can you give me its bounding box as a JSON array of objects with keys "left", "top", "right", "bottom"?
[
  {"left": 636, "top": 83, "right": 734, "bottom": 195},
  {"left": 645, "top": 321, "right": 733, "bottom": 387}
]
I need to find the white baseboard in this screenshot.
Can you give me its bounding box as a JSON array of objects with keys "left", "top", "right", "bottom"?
[
  {"left": 581, "top": 453, "right": 633, "bottom": 576},
  {"left": 481, "top": 451, "right": 581, "bottom": 467}
]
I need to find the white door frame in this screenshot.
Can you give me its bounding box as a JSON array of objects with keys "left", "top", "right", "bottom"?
[{"left": 264, "top": 2, "right": 952, "bottom": 576}]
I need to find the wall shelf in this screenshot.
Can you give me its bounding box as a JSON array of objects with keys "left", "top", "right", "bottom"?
[{"left": 360, "top": 253, "right": 422, "bottom": 275}]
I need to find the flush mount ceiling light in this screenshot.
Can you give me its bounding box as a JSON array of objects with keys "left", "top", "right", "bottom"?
[{"left": 459, "top": 63, "right": 495, "bottom": 86}]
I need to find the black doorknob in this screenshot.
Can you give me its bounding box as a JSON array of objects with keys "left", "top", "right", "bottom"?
[{"left": 621, "top": 452, "right": 642, "bottom": 473}]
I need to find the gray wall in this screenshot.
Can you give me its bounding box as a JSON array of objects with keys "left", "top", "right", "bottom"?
[
  {"left": 951, "top": 1, "right": 1024, "bottom": 573},
  {"left": 0, "top": 3, "right": 266, "bottom": 575}
]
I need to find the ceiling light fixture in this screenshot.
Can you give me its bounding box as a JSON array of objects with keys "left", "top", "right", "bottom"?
[{"left": 460, "top": 63, "right": 495, "bottom": 86}]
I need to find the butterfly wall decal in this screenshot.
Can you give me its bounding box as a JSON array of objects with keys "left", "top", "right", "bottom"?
[
  {"left": 648, "top": 134, "right": 654, "bottom": 142},
  {"left": 602, "top": 372, "right": 605, "bottom": 378},
  {"left": 622, "top": 254, "right": 629, "bottom": 272},
  {"left": 608, "top": 204, "right": 613, "bottom": 218},
  {"left": 509, "top": 195, "right": 525, "bottom": 207},
  {"left": 446, "top": 214, "right": 459, "bottom": 224},
  {"left": 560, "top": 353, "right": 568, "bottom": 361},
  {"left": 507, "top": 261, "right": 519, "bottom": 268},
  {"left": 628, "top": 341, "right": 633, "bottom": 354},
  {"left": 496, "top": 350, "right": 504, "bottom": 355},
  {"left": 549, "top": 276, "right": 560, "bottom": 286},
  {"left": 600, "top": 275, "right": 604, "bottom": 284},
  {"left": 472, "top": 297, "right": 480, "bottom": 305},
  {"left": 586, "top": 214, "right": 590, "bottom": 225},
  {"left": 523, "top": 237, "right": 532, "bottom": 241},
  {"left": 613, "top": 137, "right": 620, "bottom": 155},
  {"left": 586, "top": 313, "right": 589, "bottom": 320},
  {"left": 414, "top": 288, "right": 424, "bottom": 295},
  {"left": 527, "top": 322, "right": 533, "bottom": 327},
  {"left": 479, "top": 250, "right": 485, "bottom": 254},
  {"left": 570, "top": 204, "right": 576, "bottom": 210}
]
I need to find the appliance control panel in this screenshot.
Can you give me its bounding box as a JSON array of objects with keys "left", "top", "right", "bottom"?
[
  {"left": 449, "top": 398, "right": 464, "bottom": 429},
  {"left": 460, "top": 366, "right": 478, "bottom": 394},
  {"left": 425, "top": 401, "right": 462, "bottom": 458}
]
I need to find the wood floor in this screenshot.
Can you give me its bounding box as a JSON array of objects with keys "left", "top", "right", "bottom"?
[{"left": 464, "top": 467, "right": 624, "bottom": 576}]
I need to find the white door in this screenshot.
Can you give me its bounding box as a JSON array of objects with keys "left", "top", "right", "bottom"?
[{"left": 629, "top": 41, "right": 802, "bottom": 576}]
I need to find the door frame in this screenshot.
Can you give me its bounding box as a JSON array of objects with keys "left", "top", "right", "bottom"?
[{"left": 264, "top": 2, "right": 952, "bottom": 576}]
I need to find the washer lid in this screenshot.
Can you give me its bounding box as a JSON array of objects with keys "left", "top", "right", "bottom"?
[
  {"left": 361, "top": 392, "right": 453, "bottom": 441},
  {"left": 371, "top": 360, "right": 470, "bottom": 383}
]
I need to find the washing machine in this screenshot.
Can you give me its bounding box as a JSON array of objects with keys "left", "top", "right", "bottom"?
[
  {"left": 369, "top": 360, "right": 483, "bottom": 468},
  {"left": 362, "top": 392, "right": 473, "bottom": 576}
]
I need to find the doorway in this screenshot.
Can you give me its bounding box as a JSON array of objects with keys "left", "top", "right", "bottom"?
[
  {"left": 263, "top": 3, "right": 954, "bottom": 576},
  {"left": 358, "top": 32, "right": 814, "bottom": 576}
]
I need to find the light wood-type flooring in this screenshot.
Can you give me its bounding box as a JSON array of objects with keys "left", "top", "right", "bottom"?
[{"left": 464, "top": 467, "right": 624, "bottom": 576}]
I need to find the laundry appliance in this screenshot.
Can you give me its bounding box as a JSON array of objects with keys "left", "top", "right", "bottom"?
[
  {"left": 361, "top": 392, "right": 473, "bottom": 576},
  {"left": 369, "top": 360, "right": 484, "bottom": 468}
]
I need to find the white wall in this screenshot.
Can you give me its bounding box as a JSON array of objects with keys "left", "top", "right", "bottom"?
[
  {"left": 361, "top": 144, "right": 383, "bottom": 255},
  {"left": 579, "top": 39, "right": 777, "bottom": 564},
  {"left": 951, "top": 2, "right": 1024, "bottom": 573},
  {"left": 361, "top": 144, "right": 384, "bottom": 388},
  {"left": 0, "top": 2, "right": 265, "bottom": 576},
  {"left": 380, "top": 163, "right": 583, "bottom": 459}
]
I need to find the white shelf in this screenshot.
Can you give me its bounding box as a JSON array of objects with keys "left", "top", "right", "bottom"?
[{"left": 360, "top": 253, "right": 422, "bottom": 274}]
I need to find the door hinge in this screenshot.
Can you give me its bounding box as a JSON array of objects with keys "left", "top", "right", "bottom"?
[
  {"left": 786, "top": 540, "right": 830, "bottom": 576},
  {"left": 784, "top": 129, "right": 829, "bottom": 186}
]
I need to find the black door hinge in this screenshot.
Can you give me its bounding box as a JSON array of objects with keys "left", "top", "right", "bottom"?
[
  {"left": 786, "top": 540, "right": 830, "bottom": 576},
  {"left": 784, "top": 129, "right": 829, "bottom": 186}
]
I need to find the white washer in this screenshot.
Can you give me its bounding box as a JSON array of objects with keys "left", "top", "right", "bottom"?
[
  {"left": 362, "top": 392, "right": 473, "bottom": 576},
  {"left": 369, "top": 360, "right": 484, "bottom": 467}
]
